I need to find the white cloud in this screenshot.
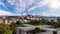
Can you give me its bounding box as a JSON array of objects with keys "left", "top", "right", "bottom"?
[
  {"left": 0, "top": 10, "right": 14, "bottom": 15},
  {"left": 45, "top": 0, "right": 60, "bottom": 9},
  {"left": 15, "top": 0, "right": 26, "bottom": 12},
  {"left": 41, "top": 10, "right": 60, "bottom": 16},
  {"left": 1, "top": 0, "right": 60, "bottom": 16},
  {"left": 1, "top": 0, "right": 60, "bottom": 12},
  {"left": 7, "top": 0, "right": 15, "bottom": 5},
  {"left": 7, "top": 0, "right": 41, "bottom": 12},
  {"left": 0, "top": 10, "right": 27, "bottom": 16},
  {"left": 0, "top": 0, "right": 3, "bottom": 5},
  {"left": 0, "top": 0, "right": 9, "bottom": 10},
  {"left": 28, "top": 0, "right": 60, "bottom": 11},
  {"left": 37, "top": 0, "right": 60, "bottom": 16},
  {"left": 22, "top": 0, "right": 34, "bottom": 6}
]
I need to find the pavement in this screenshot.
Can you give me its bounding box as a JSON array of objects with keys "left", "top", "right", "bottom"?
[
  {"left": 36, "top": 31, "right": 60, "bottom": 34},
  {"left": 36, "top": 31, "right": 53, "bottom": 34},
  {"left": 22, "top": 24, "right": 60, "bottom": 34}
]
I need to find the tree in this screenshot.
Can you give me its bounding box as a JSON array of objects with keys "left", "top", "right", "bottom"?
[
  {"left": 0, "top": 23, "right": 11, "bottom": 34},
  {"left": 39, "top": 18, "right": 46, "bottom": 25},
  {"left": 57, "top": 18, "right": 60, "bottom": 23},
  {"left": 28, "top": 20, "right": 40, "bottom": 25},
  {"left": 32, "top": 27, "right": 43, "bottom": 34},
  {"left": 10, "top": 23, "right": 22, "bottom": 34}
]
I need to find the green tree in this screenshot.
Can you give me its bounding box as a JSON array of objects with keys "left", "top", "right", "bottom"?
[
  {"left": 28, "top": 20, "right": 40, "bottom": 25},
  {"left": 32, "top": 27, "right": 43, "bottom": 34},
  {"left": 0, "top": 23, "right": 11, "bottom": 34},
  {"left": 39, "top": 18, "right": 46, "bottom": 25},
  {"left": 10, "top": 22, "right": 22, "bottom": 34},
  {"left": 57, "top": 18, "right": 60, "bottom": 23}
]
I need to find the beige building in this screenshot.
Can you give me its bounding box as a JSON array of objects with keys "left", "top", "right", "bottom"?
[
  {"left": 0, "top": 18, "right": 3, "bottom": 24},
  {"left": 26, "top": 15, "right": 36, "bottom": 20}
]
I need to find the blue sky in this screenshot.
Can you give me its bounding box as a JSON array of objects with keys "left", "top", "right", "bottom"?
[{"left": 0, "top": 0, "right": 60, "bottom": 16}]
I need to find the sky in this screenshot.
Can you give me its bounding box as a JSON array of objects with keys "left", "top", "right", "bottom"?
[{"left": 0, "top": 0, "right": 60, "bottom": 16}]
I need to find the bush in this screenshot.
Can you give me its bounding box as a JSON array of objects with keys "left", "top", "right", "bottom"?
[
  {"left": 32, "top": 27, "right": 43, "bottom": 34},
  {"left": 53, "top": 22, "right": 60, "bottom": 28},
  {"left": 47, "top": 22, "right": 60, "bottom": 28},
  {"left": 27, "top": 20, "right": 40, "bottom": 25},
  {"left": 27, "top": 18, "right": 46, "bottom": 25}
]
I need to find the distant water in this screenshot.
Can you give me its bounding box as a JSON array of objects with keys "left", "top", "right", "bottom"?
[
  {"left": 36, "top": 15, "right": 60, "bottom": 20},
  {"left": 43, "top": 17, "right": 58, "bottom": 20}
]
